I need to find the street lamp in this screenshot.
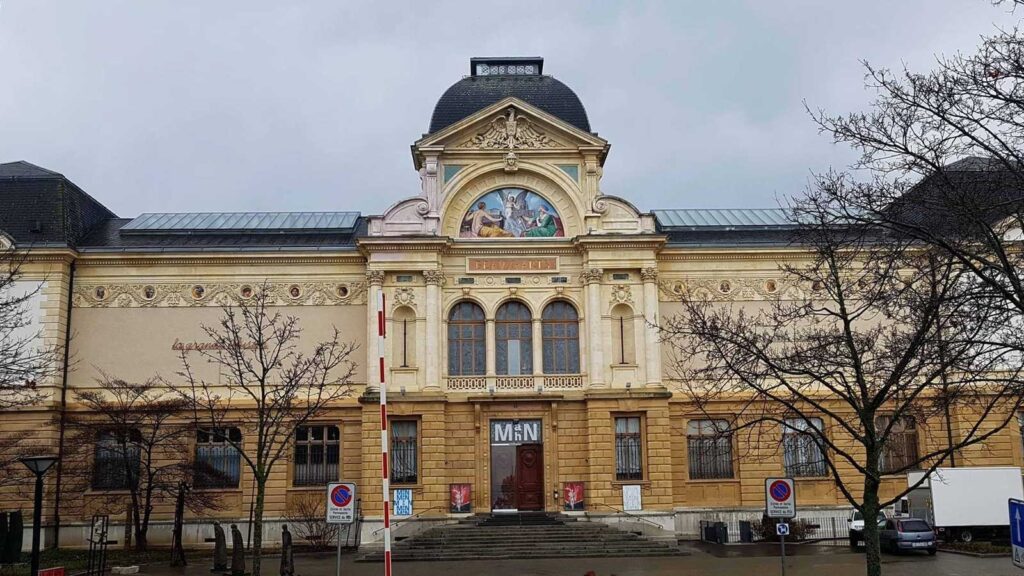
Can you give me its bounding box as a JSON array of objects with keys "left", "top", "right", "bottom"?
[{"left": 20, "top": 455, "right": 58, "bottom": 576}]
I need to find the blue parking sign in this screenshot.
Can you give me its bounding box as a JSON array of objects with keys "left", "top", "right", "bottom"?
[
  {"left": 393, "top": 488, "right": 413, "bottom": 516},
  {"left": 1010, "top": 498, "right": 1024, "bottom": 569}
]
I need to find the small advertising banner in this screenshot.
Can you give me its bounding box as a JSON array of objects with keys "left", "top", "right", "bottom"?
[
  {"left": 622, "top": 484, "right": 642, "bottom": 511},
  {"left": 563, "top": 481, "right": 585, "bottom": 511},
  {"left": 38, "top": 568, "right": 65, "bottom": 576},
  {"left": 393, "top": 488, "right": 413, "bottom": 516},
  {"left": 450, "top": 483, "right": 472, "bottom": 513}
]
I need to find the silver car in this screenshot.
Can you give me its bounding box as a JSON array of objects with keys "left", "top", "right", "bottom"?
[{"left": 879, "top": 517, "right": 937, "bottom": 555}]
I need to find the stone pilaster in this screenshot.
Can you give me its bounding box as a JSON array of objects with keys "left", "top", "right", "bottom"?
[
  {"left": 423, "top": 270, "right": 444, "bottom": 391},
  {"left": 641, "top": 267, "right": 661, "bottom": 387},
  {"left": 581, "top": 268, "right": 605, "bottom": 387},
  {"left": 485, "top": 318, "right": 496, "bottom": 377},
  {"left": 532, "top": 318, "right": 544, "bottom": 376},
  {"left": 365, "top": 270, "right": 385, "bottom": 393}
]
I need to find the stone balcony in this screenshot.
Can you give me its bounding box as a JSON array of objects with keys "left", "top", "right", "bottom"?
[{"left": 446, "top": 374, "right": 584, "bottom": 393}]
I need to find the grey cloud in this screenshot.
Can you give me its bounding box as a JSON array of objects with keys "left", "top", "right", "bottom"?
[{"left": 0, "top": 0, "right": 1018, "bottom": 216}]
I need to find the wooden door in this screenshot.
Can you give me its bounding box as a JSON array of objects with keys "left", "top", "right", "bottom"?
[{"left": 515, "top": 444, "right": 544, "bottom": 511}]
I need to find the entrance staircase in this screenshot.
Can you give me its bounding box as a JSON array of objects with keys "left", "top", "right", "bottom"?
[{"left": 358, "top": 512, "right": 686, "bottom": 562}]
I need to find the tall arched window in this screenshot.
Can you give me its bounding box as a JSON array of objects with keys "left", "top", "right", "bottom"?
[
  {"left": 496, "top": 301, "right": 532, "bottom": 375},
  {"left": 610, "top": 304, "right": 636, "bottom": 365},
  {"left": 542, "top": 301, "right": 580, "bottom": 374},
  {"left": 448, "top": 301, "right": 485, "bottom": 376}
]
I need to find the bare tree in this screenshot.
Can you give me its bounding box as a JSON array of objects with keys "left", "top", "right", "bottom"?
[
  {"left": 0, "top": 241, "right": 61, "bottom": 495},
  {"left": 809, "top": 23, "right": 1024, "bottom": 342},
  {"left": 0, "top": 242, "right": 58, "bottom": 409},
  {"left": 61, "top": 373, "right": 221, "bottom": 551},
  {"left": 661, "top": 180, "right": 1024, "bottom": 576},
  {"left": 284, "top": 493, "right": 338, "bottom": 550},
  {"left": 173, "top": 286, "right": 357, "bottom": 576}
]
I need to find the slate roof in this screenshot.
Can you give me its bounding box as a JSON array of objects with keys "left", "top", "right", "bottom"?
[
  {"left": 0, "top": 161, "right": 117, "bottom": 247},
  {"left": 653, "top": 208, "right": 799, "bottom": 247},
  {"left": 653, "top": 208, "right": 793, "bottom": 228},
  {"left": 78, "top": 217, "right": 364, "bottom": 252},
  {"left": 122, "top": 211, "right": 361, "bottom": 234},
  {"left": 429, "top": 75, "right": 591, "bottom": 134}
]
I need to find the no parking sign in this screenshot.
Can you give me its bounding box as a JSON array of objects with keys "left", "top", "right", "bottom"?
[
  {"left": 765, "top": 477, "right": 796, "bottom": 519},
  {"left": 326, "top": 482, "right": 356, "bottom": 525}
]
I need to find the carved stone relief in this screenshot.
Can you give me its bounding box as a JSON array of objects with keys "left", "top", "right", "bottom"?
[
  {"left": 73, "top": 281, "right": 366, "bottom": 308},
  {"left": 457, "top": 108, "right": 561, "bottom": 150}
]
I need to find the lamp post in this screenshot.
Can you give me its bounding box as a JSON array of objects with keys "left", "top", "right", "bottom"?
[{"left": 20, "top": 455, "right": 58, "bottom": 576}]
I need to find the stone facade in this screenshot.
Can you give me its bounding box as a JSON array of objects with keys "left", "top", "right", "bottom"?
[{"left": 1, "top": 57, "right": 1022, "bottom": 549}]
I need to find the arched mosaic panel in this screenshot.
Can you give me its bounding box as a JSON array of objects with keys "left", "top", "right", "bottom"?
[{"left": 459, "top": 188, "right": 564, "bottom": 239}]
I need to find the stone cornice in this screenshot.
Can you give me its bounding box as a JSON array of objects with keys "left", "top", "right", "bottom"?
[
  {"left": 357, "top": 237, "right": 452, "bottom": 254},
  {"left": 573, "top": 234, "right": 667, "bottom": 252},
  {"left": 658, "top": 247, "right": 815, "bottom": 262}
]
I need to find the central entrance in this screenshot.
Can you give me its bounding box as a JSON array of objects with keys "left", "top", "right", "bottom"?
[{"left": 489, "top": 419, "right": 544, "bottom": 511}]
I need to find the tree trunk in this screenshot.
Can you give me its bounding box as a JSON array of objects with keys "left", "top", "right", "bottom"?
[
  {"left": 862, "top": 480, "right": 883, "bottom": 576},
  {"left": 251, "top": 480, "right": 266, "bottom": 576}
]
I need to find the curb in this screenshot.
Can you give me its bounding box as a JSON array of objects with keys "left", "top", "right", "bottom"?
[{"left": 937, "top": 547, "right": 1008, "bottom": 558}]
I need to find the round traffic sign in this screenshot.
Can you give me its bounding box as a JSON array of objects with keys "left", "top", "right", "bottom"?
[
  {"left": 330, "top": 484, "right": 353, "bottom": 508},
  {"left": 769, "top": 480, "right": 792, "bottom": 502}
]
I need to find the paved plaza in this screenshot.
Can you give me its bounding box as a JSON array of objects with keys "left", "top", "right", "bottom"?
[{"left": 139, "top": 546, "right": 1019, "bottom": 576}]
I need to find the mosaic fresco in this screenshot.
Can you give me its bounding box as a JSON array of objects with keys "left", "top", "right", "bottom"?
[{"left": 459, "top": 188, "right": 564, "bottom": 238}]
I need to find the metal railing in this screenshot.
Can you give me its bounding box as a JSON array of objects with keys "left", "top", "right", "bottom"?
[{"left": 591, "top": 502, "right": 665, "bottom": 531}]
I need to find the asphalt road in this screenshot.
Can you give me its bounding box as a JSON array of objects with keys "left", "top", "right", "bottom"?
[{"left": 137, "top": 546, "right": 1018, "bottom": 576}]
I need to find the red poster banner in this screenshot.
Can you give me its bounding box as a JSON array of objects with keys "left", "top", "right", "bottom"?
[
  {"left": 563, "top": 481, "right": 585, "bottom": 511},
  {"left": 450, "top": 483, "right": 472, "bottom": 513}
]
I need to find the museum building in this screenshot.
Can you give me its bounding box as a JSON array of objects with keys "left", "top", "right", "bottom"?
[{"left": 2, "top": 56, "right": 1022, "bottom": 547}]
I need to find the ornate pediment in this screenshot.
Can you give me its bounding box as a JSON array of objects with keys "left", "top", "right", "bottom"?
[{"left": 454, "top": 108, "right": 563, "bottom": 150}]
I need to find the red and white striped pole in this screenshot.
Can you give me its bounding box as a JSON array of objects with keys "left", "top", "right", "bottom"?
[{"left": 376, "top": 291, "right": 392, "bottom": 576}]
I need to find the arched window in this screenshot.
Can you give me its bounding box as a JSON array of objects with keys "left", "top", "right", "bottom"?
[
  {"left": 610, "top": 304, "right": 636, "bottom": 365},
  {"left": 496, "top": 301, "right": 532, "bottom": 375},
  {"left": 542, "top": 301, "right": 580, "bottom": 374},
  {"left": 448, "top": 301, "right": 485, "bottom": 376},
  {"left": 393, "top": 306, "right": 416, "bottom": 368}
]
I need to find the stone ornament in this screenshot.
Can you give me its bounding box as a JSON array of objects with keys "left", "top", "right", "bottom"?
[
  {"left": 366, "top": 270, "right": 386, "bottom": 286},
  {"left": 610, "top": 285, "right": 634, "bottom": 306},
  {"left": 579, "top": 268, "right": 603, "bottom": 285},
  {"left": 392, "top": 288, "right": 416, "bottom": 310},
  {"left": 640, "top": 267, "right": 659, "bottom": 282},
  {"left": 423, "top": 269, "right": 445, "bottom": 286},
  {"left": 73, "top": 281, "right": 366, "bottom": 308},
  {"left": 459, "top": 108, "right": 560, "bottom": 150}
]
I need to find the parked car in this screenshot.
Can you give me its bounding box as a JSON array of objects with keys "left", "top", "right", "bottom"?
[
  {"left": 879, "top": 517, "right": 937, "bottom": 555},
  {"left": 848, "top": 509, "right": 887, "bottom": 548}
]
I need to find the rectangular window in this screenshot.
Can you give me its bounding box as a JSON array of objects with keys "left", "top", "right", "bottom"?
[
  {"left": 614, "top": 416, "right": 643, "bottom": 481},
  {"left": 876, "top": 415, "right": 919, "bottom": 474},
  {"left": 390, "top": 420, "right": 418, "bottom": 484},
  {"left": 687, "top": 419, "right": 733, "bottom": 480},
  {"left": 293, "top": 425, "right": 340, "bottom": 486},
  {"left": 92, "top": 429, "right": 141, "bottom": 490},
  {"left": 194, "top": 428, "right": 242, "bottom": 489},
  {"left": 782, "top": 418, "right": 827, "bottom": 477}
]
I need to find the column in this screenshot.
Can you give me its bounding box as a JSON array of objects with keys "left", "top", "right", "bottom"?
[
  {"left": 641, "top": 267, "right": 662, "bottom": 387},
  {"left": 365, "top": 270, "right": 385, "bottom": 393},
  {"left": 485, "top": 319, "right": 497, "bottom": 377},
  {"left": 423, "top": 270, "right": 443, "bottom": 391},
  {"left": 583, "top": 268, "right": 605, "bottom": 387},
  {"left": 532, "top": 318, "right": 544, "bottom": 379}
]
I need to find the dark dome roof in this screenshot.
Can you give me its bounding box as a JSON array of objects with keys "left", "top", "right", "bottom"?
[{"left": 429, "top": 75, "right": 591, "bottom": 134}]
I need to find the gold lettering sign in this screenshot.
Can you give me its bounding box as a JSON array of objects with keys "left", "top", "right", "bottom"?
[{"left": 466, "top": 257, "right": 558, "bottom": 273}]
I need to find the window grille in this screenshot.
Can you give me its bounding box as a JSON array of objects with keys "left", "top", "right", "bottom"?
[
  {"left": 615, "top": 416, "right": 643, "bottom": 481},
  {"left": 782, "top": 418, "right": 827, "bottom": 477},
  {"left": 390, "top": 421, "right": 418, "bottom": 484},
  {"left": 293, "top": 425, "right": 340, "bottom": 486},
  {"left": 194, "top": 428, "right": 242, "bottom": 489},
  {"left": 687, "top": 419, "right": 733, "bottom": 480},
  {"left": 92, "top": 429, "right": 142, "bottom": 490}
]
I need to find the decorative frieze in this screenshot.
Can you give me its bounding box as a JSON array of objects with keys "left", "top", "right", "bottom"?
[
  {"left": 73, "top": 281, "right": 366, "bottom": 308},
  {"left": 658, "top": 277, "right": 803, "bottom": 302}
]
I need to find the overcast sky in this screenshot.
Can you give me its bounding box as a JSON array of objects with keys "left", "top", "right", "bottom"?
[{"left": 0, "top": 1, "right": 1020, "bottom": 218}]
